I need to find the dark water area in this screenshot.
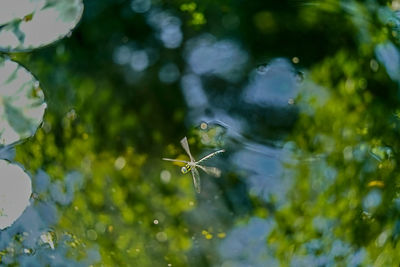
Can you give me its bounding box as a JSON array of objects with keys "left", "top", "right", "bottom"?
[{"left": 1, "top": 0, "right": 400, "bottom": 266}]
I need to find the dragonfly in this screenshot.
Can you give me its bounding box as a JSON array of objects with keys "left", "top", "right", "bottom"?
[{"left": 163, "top": 137, "right": 225, "bottom": 193}]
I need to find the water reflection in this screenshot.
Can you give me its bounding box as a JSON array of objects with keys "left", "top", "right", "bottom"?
[
  {"left": 181, "top": 74, "right": 208, "bottom": 108},
  {"left": 185, "top": 34, "right": 248, "bottom": 82},
  {"left": 0, "top": 167, "right": 89, "bottom": 265},
  {"left": 159, "top": 63, "right": 180, "bottom": 84},
  {"left": 5, "top": 0, "right": 400, "bottom": 265},
  {"left": 130, "top": 50, "right": 149, "bottom": 72},
  {"left": 232, "top": 145, "right": 290, "bottom": 205},
  {"left": 244, "top": 59, "right": 299, "bottom": 107},
  {"left": 147, "top": 9, "right": 183, "bottom": 49},
  {"left": 131, "top": 0, "right": 151, "bottom": 14},
  {"left": 113, "top": 45, "right": 153, "bottom": 73},
  {"left": 219, "top": 218, "right": 277, "bottom": 266},
  {"left": 375, "top": 41, "right": 400, "bottom": 82}
]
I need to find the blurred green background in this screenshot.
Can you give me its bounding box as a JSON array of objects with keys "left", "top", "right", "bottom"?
[{"left": 3, "top": 0, "right": 400, "bottom": 266}]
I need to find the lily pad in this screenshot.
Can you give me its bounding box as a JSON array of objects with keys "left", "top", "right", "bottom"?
[
  {"left": 0, "top": 0, "right": 84, "bottom": 52},
  {"left": 0, "top": 58, "right": 46, "bottom": 146},
  {"left": 0, "top": 160, "right": 32, "bottom": 230}
]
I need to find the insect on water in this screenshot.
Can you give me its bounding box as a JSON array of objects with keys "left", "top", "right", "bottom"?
[{"left": 162, "top": 137, "right": 225, "bottom": 193}]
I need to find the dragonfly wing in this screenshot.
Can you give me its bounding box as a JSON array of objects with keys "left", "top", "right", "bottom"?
[
  {"left": 197, "top": 165, "right": 221, "bottom": 177},
  {"left": 191, "top": 168, "right": 201, "bottom": 193},
  {"left": 180, "top": 136, "right": 195, "bottom": 162},
  {"left": 197, "top": 149, "right": 225, "bottom": 164},
  {"left": 162, "top": 158, "right": 189, "bottom": 163}
]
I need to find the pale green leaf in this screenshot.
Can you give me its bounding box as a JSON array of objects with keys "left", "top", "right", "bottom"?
[
  {"left": 0, "top": 0, "right": 84, "bottom": 52},
  {"left": 0, "top": 160, "right": 32, "bottom": 230},
  {"left": 0, "top": 58, "right": 46, "bottom": 146}
]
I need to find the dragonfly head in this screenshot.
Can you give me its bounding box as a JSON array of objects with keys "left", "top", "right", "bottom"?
[{"left": 181, "top": 164, "right": 191, "bottom": 174}]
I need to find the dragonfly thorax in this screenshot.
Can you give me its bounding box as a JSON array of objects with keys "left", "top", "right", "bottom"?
[{"left": 181, "top": 164, "right": 192, "bottom": 174}]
